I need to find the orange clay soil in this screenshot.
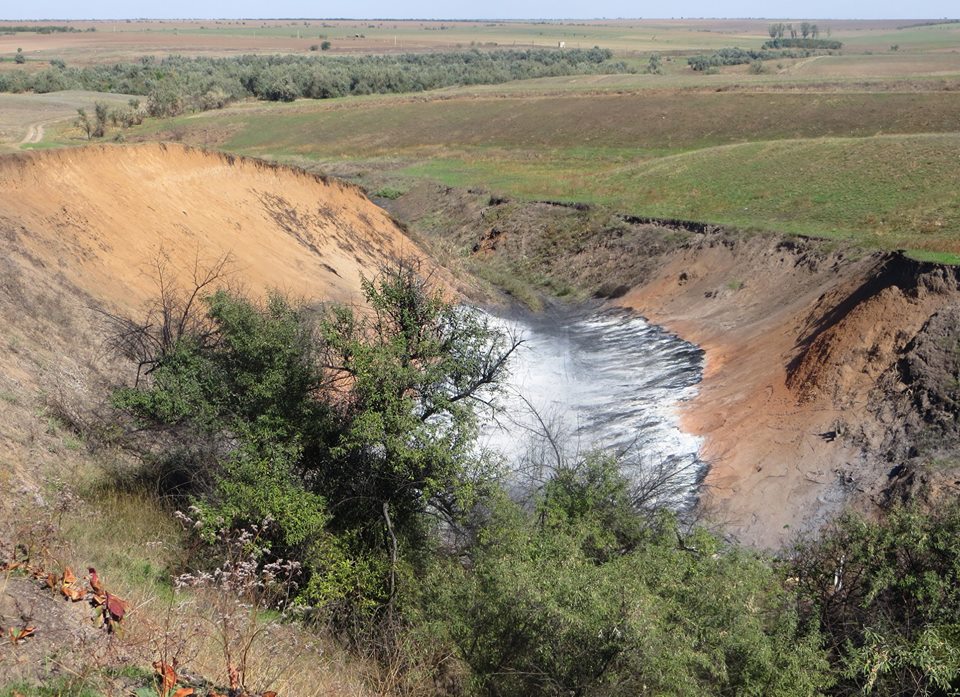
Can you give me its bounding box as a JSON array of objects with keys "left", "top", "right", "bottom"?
[
  {"left": 618, "top": 235, "right": 958, "bottom": 548},
  {"left": 0, "top": 142, "right": 436, "bottom": 316}
]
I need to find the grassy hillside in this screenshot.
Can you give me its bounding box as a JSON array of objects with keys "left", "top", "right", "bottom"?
[
  {"left": 116, "top": 87, "right": 960, "bottom": 260},
  {"left": 599, "top": 134, "right": 960, "bottom": 256},
  {"left": 397, "top": 133, "right": 960, "bottom": 259}
]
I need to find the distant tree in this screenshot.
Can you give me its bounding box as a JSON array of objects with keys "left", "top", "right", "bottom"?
[
  {"left": 768, "top": 23, "right": 779, "bottom": 39},
  {"left": 92, "top": 101, "right": 108, "bottom": 138},
  {"left": 645, "top": 53, "right": 663, "bottom": 74},
  {"left": 320, "top": 40, "right": 331, "bottom": 50},
  {"left": 811, "top": 24, "right": 819, "bottom": 39},
  {"left": 75, "top": 108, "right": 93, "bottom": 139},
  {"left": 788, "top": 23, "right": 797, "bottom": 39},
  {"left": 14, "top": 48, "right": 25, "bottom": 64},
  {"left": 800, "top": 22, "right": 811, "bottom": 39}
]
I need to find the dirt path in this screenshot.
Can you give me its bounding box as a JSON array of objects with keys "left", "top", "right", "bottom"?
[
  {"left": 19, "top": 119, "right": 54, "bottom": 146},
  {"left": 790, "top": 55, "right": 827, "bottom": 74}
]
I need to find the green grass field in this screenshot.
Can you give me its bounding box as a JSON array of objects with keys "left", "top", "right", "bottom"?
[{"left": 393, "top": 134, "right": 960, "bottom": 256}]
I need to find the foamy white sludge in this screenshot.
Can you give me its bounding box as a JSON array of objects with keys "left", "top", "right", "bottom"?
[{"left": 477, "top": 307, "right": 706, "bottom": 509}]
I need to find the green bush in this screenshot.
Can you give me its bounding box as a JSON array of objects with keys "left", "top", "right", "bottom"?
[
  {"left": 792, "top": 504, "right": 960, "bottom": 695},
  {"left": 414, "top": 460, "right": 831, "bottom": 696},
  {"left": 373, "top": 186, "right": 405, "bottom": 200},
  {"left": 113, "top": 261, "right": 517, "bottom": 622}
]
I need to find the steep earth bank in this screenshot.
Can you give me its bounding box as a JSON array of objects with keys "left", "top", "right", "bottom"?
[
  {"left": 0, "top": 142, "right": 438, "bottom": 490},
  {"left": 0, "top": 142, "right": 432, "bottom": 316},
  {"left": 0, "top": 144, "right": 437, "bottom": 691},
  {"left": 620, "top": 237, "right": 960, "bottom": 546},
  {"left": 383, "top": 184, "right": 960, "bottom": 548}
]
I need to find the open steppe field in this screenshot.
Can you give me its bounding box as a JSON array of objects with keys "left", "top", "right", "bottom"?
[{"left": 0, "top": 17, "right": 954, "bottom": 65}]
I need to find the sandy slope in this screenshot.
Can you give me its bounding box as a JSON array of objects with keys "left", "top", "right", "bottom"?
[
  {"left": 0, "top": 143, "right": 437, "bottom": 692},
  {"left": 0, "top": 142, "right": 430, "bottom": 315}
]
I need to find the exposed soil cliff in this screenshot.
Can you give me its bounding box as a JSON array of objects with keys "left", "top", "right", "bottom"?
[
  {"left": 619, "top": 235, "right": 960, "bottom": 547},
  {"left": 0, "top": 142, "right": 430, "bottom": 316}
]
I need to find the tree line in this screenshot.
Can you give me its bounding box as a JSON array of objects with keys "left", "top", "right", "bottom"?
[
  {"left": 0, "top": 24, "right": 86, "bottom": 33},
  {"left": 687, "top": 46, "right": 829, "bottom": 71},
  {"left": 764, "top": 23, "right": 842, "bottom": 50},
  {"left": 0, "top": 48, "right": 631, "bottom": 117}
]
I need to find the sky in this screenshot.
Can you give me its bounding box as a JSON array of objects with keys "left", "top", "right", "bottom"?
[{"left": 2, "top": 0, "right": 956, "bottom": 20}]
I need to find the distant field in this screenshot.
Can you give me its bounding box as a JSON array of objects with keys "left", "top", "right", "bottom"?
[
  {"left": 835, "top": 21, "right": 960, "bottom": 51},
  {"left": 788, "top": 52, "right": 960, "bottom": 78},
  {"left": 0, "top": 17, "right": 951, "bottom": 65},
  {"left": 141, "top": 91, "right": 960, "bottom": 157}
]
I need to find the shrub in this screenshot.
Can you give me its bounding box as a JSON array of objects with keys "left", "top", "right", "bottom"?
[
  {"left": 373, "top": 187, "right": 405, "bottom": 200},
  {"left": 645, "top": 53, "right": 663, "bottom": 75},
  {"left": 147, "top": 83, "right": 185, "bottom": 118},
  {"left": 415, "top": 461, "right": 831, "bottom": 696},
  {"left": 112, "top": 260, "right": 519, "bottom": 623},
  {"left": 792, "top": 504, "right": 960, "bottom": 695}
]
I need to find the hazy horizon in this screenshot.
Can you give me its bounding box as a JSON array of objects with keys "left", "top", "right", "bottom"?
[{"left": 1, "top": 1, "right": 956, "bottom": 22}]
